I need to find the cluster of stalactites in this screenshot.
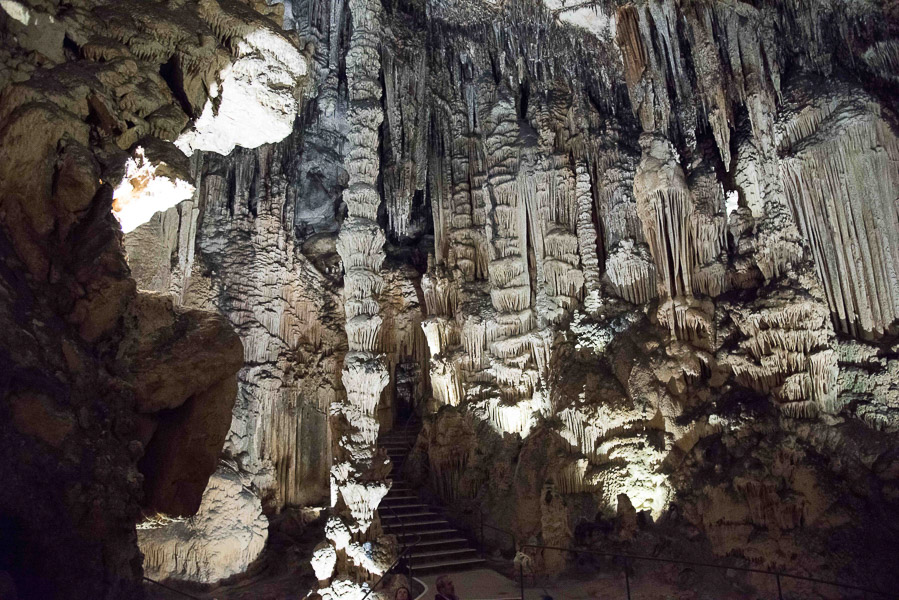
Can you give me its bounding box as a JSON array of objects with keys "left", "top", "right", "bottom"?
[
  {"left": 422, "top": 82, "right": 590, "bottom": 430},
  {"left": 382, "top": 44, "right": 430, "bottom": 241},
  {"left": 632, "top": 133, "right": 726, "bottom": 344},
  {"left": 633, "top": 134, "right": 696, "bottom": 301},
  {"left": 727, "top": 291, "right": 840, "bottom": 416},
  {"left": 777, "top": 83, "right": 899, "bottom": 341},
  {"left": 614, "top": 0, "right": 782, "bottom": 168}
]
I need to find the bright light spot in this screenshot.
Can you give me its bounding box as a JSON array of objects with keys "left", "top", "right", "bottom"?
[
  {"left": 481, "top": 390, "right": 550, "bottom": 438},
  {"left": 175, "top": 29, "right": 307, "bottom": 156},
  {"left": 310, "top": 544, "right": 337, "bottom": 581},
  {"left": 725, "top": 189, "right": 740, "bottom": 218},
  {"left": 542, "top": 0, "right": 614, "bottom": 39},
  {"left": 112, "top": 147, "right": 194, "bottom": 233},
  {"left": 0, "top": 0, "right": 33, "bottom": 25},
  {"left": 596, "top": 437, "right": 672, "bottom": 519}
]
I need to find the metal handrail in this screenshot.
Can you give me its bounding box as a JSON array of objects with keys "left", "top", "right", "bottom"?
[
  {"left": 383, "top": 412, "right": 420, "bottom": 481},
  {"left": 517, "top": 544, "right": 898, "bottom": 600},
  {"left": 383, "top": 503, "right": 409, "bottom": 553},
  {"left": 477, "top": 508, "right": 517, "bottom": 554},
  {"left": 143, "top": 576, "right": 204, "bottom": 599},
  {"left": 379, "top": 413, "right": 420, "bottom": 558},
  {"left": 359, "top": 534, "right": 423, "bottom": 600}
]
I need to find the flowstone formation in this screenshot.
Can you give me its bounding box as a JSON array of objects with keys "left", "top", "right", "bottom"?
[
  {"left": 395, "top": 0, "right": 899, "bottom": 592},
  {"left": 3, "top": 0, "right": 899, "bottom": 597}
]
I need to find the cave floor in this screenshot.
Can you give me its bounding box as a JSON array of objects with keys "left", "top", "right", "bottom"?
[
  {"left": 414, "top": 564, "right": 826, "bottom": 600},
  {"left": 417, "top": 567, "right": 642, "bottom": 600},
  {"left": 144, "top": 570, "right": 313, "bottom": 600},
  {"left": 144, "top": 563, "right": 862, "bottom": 600}
]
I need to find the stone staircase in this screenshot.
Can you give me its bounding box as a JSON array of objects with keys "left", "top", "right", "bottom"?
[{"left": 378, "top": 417, "right": 486, "bottom": 576}]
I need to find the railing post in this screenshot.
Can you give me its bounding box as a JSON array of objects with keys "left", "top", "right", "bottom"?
[
  {"left": 776, "top": 573, "right": 783, "bottom": 600},
  {"left": 519, "top": 562, "right": 525, "bottom": 600},
  {"left": 624, "top": 557, "right": 631, "bottom": 600}
]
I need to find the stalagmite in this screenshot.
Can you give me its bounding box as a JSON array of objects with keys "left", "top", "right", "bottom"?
[
  {"left": 575, "top": 163, "right": 603, "bottom": 313},
  {"left": 138, "top": 468, "right": 268, "bottom": 584},
  {"left": 320, "top": 0, "right": 392, "bottom": 589}
]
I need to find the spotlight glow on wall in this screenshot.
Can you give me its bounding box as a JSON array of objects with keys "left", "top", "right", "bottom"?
[{"left": 112, "top": 147, "right": 194, "bottom": 233}]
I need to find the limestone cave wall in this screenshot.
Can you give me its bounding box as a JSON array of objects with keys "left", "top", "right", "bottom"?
[{"left": 2, "top": 0, "right": 899, "bottom": 597}]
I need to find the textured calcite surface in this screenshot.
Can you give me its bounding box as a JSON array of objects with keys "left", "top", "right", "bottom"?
[
  {"left": 0, "top": 0, "right": 307, "bottom": 597},
  {"left": 3, "top": 0, "right": 899, "bottom": 597}
]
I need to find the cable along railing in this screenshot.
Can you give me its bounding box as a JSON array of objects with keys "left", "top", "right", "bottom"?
[{"left": 513, "top": 544, "right": 899, "bottom": 600}]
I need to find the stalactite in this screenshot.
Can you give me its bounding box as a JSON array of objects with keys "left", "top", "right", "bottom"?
[
  {"left": 777, "top": 82, "right": 899, "bottom": 340},
  {"left": 634, "top": 134, "right": 696, "bottom": 302}
]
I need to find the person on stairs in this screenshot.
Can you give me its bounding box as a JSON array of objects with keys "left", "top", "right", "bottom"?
[{"left": 434, "top": 575, "right": 459, "bottom": 600}]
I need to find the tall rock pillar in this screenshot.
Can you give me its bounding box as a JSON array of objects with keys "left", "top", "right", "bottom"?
[{"left": 317, "top": 0, "right": 393, "bottom": 593}]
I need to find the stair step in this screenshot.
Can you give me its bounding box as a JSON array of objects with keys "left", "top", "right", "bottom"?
[
  {"left": 381, "top": 497, "right": 423, "bottom": 504},
  {"left": 408, "top": 537, "right": 469, "bottom": 549},
  {"left": 395, "top": 528, "right": 459, "bottom": 541},
  {"left": 382, "top": 502, "right": 425, "bottom": 511},
  {"left": 412, "top": 557, "right": 487, "bottom": 575},
  {"left": 382, "top": 504, "right": 430, "bottom": 515},
  {"left": 381, "top": 511, "right": 437, "bottom": 521},
  {"left": 385, "top": 522, "right": 452, "bottom": 534},
  {"left": 382, "top": 494, "right": 418, "bottom": 503},
  {"left": 409, "top": 547, "right": 478, "bottom": 560},
  {"left": 383, "top": 518, "right": 449, "bottom": 530}
]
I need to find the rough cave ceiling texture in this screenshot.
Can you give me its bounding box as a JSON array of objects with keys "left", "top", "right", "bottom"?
[{"left": 1, "top": 0, "right": 899, "bottom": 598}]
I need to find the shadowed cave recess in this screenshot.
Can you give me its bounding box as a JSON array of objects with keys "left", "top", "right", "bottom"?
[{"left": 1, "top": 0, "right": 899, "bottom": 598}]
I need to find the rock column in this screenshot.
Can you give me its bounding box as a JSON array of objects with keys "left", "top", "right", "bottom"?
[{"left": 319, "top": 0, "right": 392, "bottom": 591}]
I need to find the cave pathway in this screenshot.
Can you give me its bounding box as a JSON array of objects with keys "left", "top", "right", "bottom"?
[{"left": 378, "top": 417, "right": 488, "bottom": 578}]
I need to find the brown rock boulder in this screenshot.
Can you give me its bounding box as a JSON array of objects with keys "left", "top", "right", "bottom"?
[
  {"left": 139, "top": 376, "right": 239, "bottom": 516},
  {"left": 117, "top": 292, "right": 243, "bottom": 515},
  {"left": 118, "top": 291, "right": 243, "bottom": 413}
]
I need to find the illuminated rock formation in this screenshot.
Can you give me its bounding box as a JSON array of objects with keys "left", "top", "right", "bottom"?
[
  {"left": 318, "top": 0, "right": 394, "bottom": 592},
  {"left": 4, "top": 0, "right": 899, "bottom": 597}
]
